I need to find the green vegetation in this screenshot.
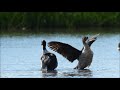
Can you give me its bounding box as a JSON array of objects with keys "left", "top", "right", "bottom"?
[{"left": 0, "top": 12, "right": 120, "bottom": 33}]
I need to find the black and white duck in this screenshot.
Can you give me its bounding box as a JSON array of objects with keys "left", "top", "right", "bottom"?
[
  {"left": 48, "top": 34, "right": 99, "bottom": 70},
  {"left": 41, "top": 40, "right": 58, "bottom": 71}
]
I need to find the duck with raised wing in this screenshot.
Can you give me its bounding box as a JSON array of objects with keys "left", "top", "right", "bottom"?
[
  {"left": 48, "top": 34, "right": 99, "bottom": 70},
  {"left": 41, "top": 40, "right": 58, "bottom": 71}
]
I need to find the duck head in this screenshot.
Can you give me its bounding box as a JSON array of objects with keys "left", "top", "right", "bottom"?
[
  {"left": 41, "top": 40, "right": 46, "bottom": 46},
  {"left": 82, "top": 36, "right": 88, "bottom": 43}
]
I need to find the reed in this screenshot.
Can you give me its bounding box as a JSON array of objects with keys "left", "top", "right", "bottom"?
[{"left": 0, "top": 12, "right": 120, "bottom": 33}]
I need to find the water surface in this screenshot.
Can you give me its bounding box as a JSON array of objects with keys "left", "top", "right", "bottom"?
[{"left": 0, "top": 28, "right": 120, "bottom": 78}]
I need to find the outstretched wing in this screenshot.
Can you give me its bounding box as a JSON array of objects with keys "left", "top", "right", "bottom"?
[{"left": 48, "top": 41, "right": 82, "bottom": 62}]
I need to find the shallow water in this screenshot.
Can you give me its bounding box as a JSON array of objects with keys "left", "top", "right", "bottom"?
[{"left": 0, "top": 30, "right": 120, "bottom": 78}]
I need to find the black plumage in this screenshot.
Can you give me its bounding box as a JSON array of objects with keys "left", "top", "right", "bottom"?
[{"left": 41, "top": 40, "right": 58, "bottom": 71}]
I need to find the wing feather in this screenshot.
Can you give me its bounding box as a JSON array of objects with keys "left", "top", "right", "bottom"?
[{"left": 48, "top": 41, "right": 82, "bottom": 62}]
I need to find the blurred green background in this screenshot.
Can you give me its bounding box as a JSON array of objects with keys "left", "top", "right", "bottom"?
[{"left": 0, "top": 12, "right": 120, "bottom": 34}]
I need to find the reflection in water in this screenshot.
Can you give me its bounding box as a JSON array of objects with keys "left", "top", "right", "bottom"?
[
  {"left": 41, "top": 70, "right": 58, "bottom": 78},
  {"left": 77, "top": 69, "right": 93, "bottom": 77},
  {"left": 63, "top": 69, "right": 92, "bottom": 78}
]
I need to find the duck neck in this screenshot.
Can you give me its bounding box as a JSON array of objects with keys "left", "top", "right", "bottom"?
[
  {"left": 82, "top": 40, "right": 90, "bottom": 50},
  {"left": 43, "top": 45, "right": 49, "bottom": 54},
  {"left": 81, "top": 47, "right": 84, "bottom": 52},
  {"left": 43, "top": 45, "right": 46, "bottom": 50}
]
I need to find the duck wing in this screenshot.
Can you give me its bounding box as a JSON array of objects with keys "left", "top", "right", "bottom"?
[{"left": 48, "top": 41, "right": 82, "bottom": 62}]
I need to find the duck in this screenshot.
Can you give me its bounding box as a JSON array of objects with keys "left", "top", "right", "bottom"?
[
  {"left": 118, "top": 42, "right": 120, "bottom": 50},
  {"left": 48, "top": 34, "right": 99, "bottom": 70},
  {"left": 41, "top": 40, "right": 58, "bottom": 71}
]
